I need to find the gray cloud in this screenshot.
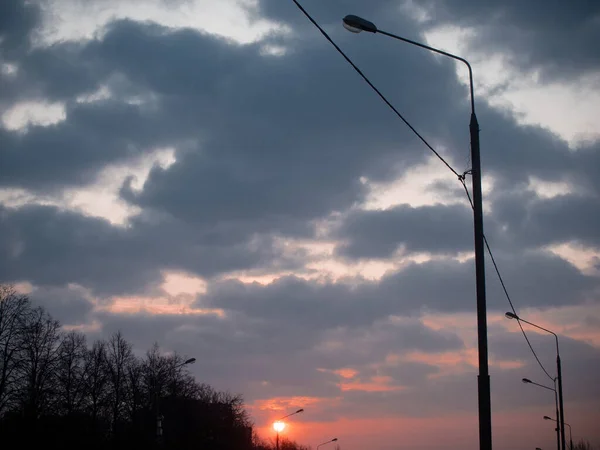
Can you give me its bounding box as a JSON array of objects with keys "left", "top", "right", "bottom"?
[
  {"left": 75, "top": 300, "right": 600, "bottom": 425},
  {"left": 199, "top": 251, "right": 598, "bottom": 326},
  {"left": 0, "top": 0, "right": 40, "bottom": 57},
  {"left": 0, "top": 100, "right": 177, "bottom": 191},
  {"left": 334, "top": 203, "right": 476, "bottom": 258},
  {"left": 29, "top": 284, "right": 94, "bottom": 326},
  {"left": 87, "top": 308, "right": 464, "bottom": 402},
  {"left": 1, "top": 1, "right": 599, "bottom": 444},
  {"left": 0, "top": 204, "right": 304, "bottom": 296},
  {"left": 419, "top": 0, "right": 600, "bottom": 81},
  {"left": 491, "top": 189, "right": 600, "bottom": 250}
]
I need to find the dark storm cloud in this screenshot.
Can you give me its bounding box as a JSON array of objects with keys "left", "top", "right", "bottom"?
[
  {"left": 4, "top": 202, "right": 594, "bottom": 319},
  {"left": 2, "top": 9, "right": 471, "bottom": 197},
  {"left": 199, "top": 251, "right": 598, "bottom": 324},
  {"left": 28, "top": 285, "right": 94, "bottom": 326},
  {"left": 0, "top": 100, "right": 178, "bottom": 190},
  {"left": 3, "top": 1, "right": 596, "bottom": 249},
  {"left": 334, "top": 203, "right": 476, "bottom": 258},
  {"left": 89, "top": 307, "right": 464, "bottom": 400},
  {"left": 1, "top": 0, "right": 598, "bottom": 309},
  {"left": 0, "top": 204, "right": 304, "bottom": 296},
  {"left": 419, "top": 0, "right": 600, "bottom": 80},
  {"left": 307, "top": 328, "right": 600, "bottom": 421},
  {"left": 0, "top": 0, "right": 40, "bottom": 57},
  {"left": 110, "top": 18, "right": 459, "bottom": 227},
  {"left": 492, "top": 190, "right": 600, "bottom": 250}
]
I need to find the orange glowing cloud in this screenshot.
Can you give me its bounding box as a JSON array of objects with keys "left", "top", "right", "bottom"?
[
  {"left": 402, "top": 349, "right": 524, "bottom": 377},
  {"left": 339, "top": 375, "right": 404, "bottom": 393},
  {"left": 334, "top": 368, "right": 358, "bottom": 379},
  {"left": 105, "top": 294, "right": 224, "bottom": 316},
  {"left": 319, "top": 367, "right": 404, "bottom": 392},
  {"left": 252, "top": 396, "right": 325, "bottom": 413}
]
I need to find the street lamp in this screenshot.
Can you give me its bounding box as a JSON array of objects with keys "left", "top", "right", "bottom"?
[
  {"left": 544, "top": 416, "right": 573, "bottom": 450},
  {"left": 317, "top": 438, "right": 338, "bottom": 449},
  {"left": 506, "top": 312, "right": 565, "bottom": 450},
  {"left": 156, "top": 356, "right": 196, "bottom": 443},
  {"left": 274, "top": 409, "right": 304, "bottom": 450},
  {"left": 522, "top": 377, "right": 560, "bottom": 450},
  {"left": 343, "top": 13, "right": 490, "bottom": 450}
]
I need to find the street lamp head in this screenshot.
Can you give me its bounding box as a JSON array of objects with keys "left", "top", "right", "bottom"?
[
  {"left": 184, "top": 358, "right": 196, "bottom": 365},
  {"left": 296, "top": 408, "right": 304, "bottom": 414},
  {"left": 543, "top": 416, "right": 553, "bottom": 421},
  {"left": 273, "top": 421, "right": 285, "bottom": 432},
  {"left": 342, "top": 15, "right": 377, "bottom": 34},
  {"left": 505, "top": 311, "right": 519, "bottom": 320},
  {"left": 332, "top": 438, "right": 338, "bottom": 442},
  {"left": 522, "top": 378, "right": 532, "bottom": 384}
]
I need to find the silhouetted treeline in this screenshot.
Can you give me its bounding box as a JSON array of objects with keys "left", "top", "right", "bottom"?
[
  {"left": 0, "top": 285, "right": 308, "bottom": 450},
  {"left": 573, "top": 440, "right": 600, "bottom": 450}
]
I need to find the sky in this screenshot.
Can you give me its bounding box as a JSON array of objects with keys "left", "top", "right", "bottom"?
[{"left": 1, "top": 0, "right": 600, "bottom": 449}]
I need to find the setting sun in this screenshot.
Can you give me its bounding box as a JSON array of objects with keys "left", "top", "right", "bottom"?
[{"left": 273, "top": 421, "right": 286, "bottom": 433}]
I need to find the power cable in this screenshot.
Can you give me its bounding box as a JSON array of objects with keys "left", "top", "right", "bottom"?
[
  {"left": 460, "top": 179, "right": 555, "bottom": 381},
  {"left": 290, "top": 0, "right": 460, "bottom": 178},
  {"left": 291, "top": 0, "right": 555, "bottom": 381}
]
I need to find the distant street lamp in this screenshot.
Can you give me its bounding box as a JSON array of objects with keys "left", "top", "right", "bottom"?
[
  {"left": 273, "top": 409, "right": 304, "bottom": 450},
  {"left": 317, "top": 438, "right": 338, "bottom": 449},
  {"left": 179, "top": 357, "right": 197, "bottom": 367},
  {"left": 544, "top": 416, "right": 573, "bottom": 450},
  {"left": 156, "top": 357, "right": 196, "bottom": 443},
  {"left": 342, "top": 14, "right": 490, "bottom": 450},
  {"left": 506, "top": 312, "right": 565, "bottom": 450},
  {"left": 522, "top": 377, "right": 560, "bottom": 450}
]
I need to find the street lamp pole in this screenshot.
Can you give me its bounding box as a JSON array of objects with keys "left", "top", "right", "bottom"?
[
  {"left": 317, "top": 438, "right": 338, "bottom": 449},
  {"left": 545, "top": 416, "right": 573, "bottom": 450},
  {"left": 156, "top": 357, "right": 196, "bottom": 444},
  {"left": 342, "top": 14, "right": 490, "bottom": 450},
  {"left": 523, "top": 378, "right": 560, "bottom": 450},
  {"left": 274, "top": 409, "right": 304, "bottom": 450},
  {"left": 506, "top": 312, "right": 565, "bottom": 450}
]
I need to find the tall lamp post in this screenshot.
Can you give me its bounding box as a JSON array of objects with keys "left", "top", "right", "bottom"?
[
  {"left": 506, "top": 312, "right": 565, "bottom": 450},
  {"left": 342, "top": 14, "right": 491, "bottom": 450},
  {"left": 273, "top": 408, "right": 304, "bottom": 450},
  {"left": 317, "top": 438, "right": 338, "bottom": 449},
  {"left": 544, "top": 416, "right": 573, "bottom": 450},
  {"left": 522, "top": 377, "right": 560, "bottom": 450},
  {"left": 156, "top": 357, "right": 196, "bottom": 443}
]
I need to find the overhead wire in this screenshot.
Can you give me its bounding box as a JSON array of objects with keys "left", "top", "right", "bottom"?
[
  {"left": 290, "top": 0, "right": 460, "bottom": 179},
  {"left": 460, "top": 180, "right": 555, "bottom": 381},
  {"left": 290, "top": 0, "right": 555, "bottom": 381}
]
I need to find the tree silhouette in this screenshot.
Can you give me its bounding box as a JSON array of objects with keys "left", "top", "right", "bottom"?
[
  {"left": 19, "top": 306, "right": 61, "bottom": 420},
  {"left": 0, "top": 286, "right": 31, "bottom": 415},
  {"left": 106, "top": 331, "right": 133, "bottom": 436},
  {"left": 56, "top": 330, "right": 87, "bottom": 416},
  {"left": 0, "top": 284, "right": 309, "bottom": 450}
]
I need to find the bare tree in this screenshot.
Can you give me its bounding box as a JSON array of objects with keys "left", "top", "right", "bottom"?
[
  {"left": 56, "top": 330, "right": 87, "bottom": 416},
  {"left": 18, "top": 306, "right": 61, "bottom": 419},
  {"left": 142, "top": 343, "right": 170, "bottom": 402},
  {"left": 124, "top": 356, "right": 144, "bottom": 423},
  {"left": 0, "top": 285, "right": 31, "bottom": 415},
  {"left": 106, "top": 331, "right": 133, "bottom": 432},
  {"left": 83, "top": 339, "right": 109, "bottom": 424},
  {"left": 573, "top": 440, "right": 599, "bottom": 450}
]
